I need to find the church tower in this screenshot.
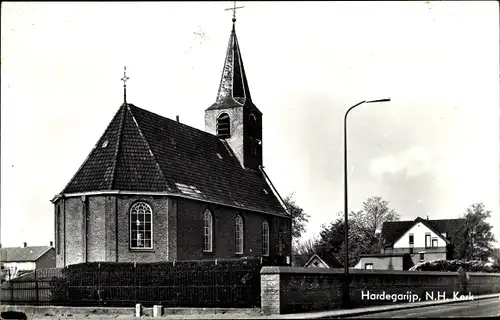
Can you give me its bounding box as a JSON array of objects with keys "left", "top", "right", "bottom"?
[{"left": 205, "top": 13, "right": 263, "bottom": 170}]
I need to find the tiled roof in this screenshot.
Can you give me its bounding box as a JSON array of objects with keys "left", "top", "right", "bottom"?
[
  {"left": 206, "top": 23, "right": 261, "bottom": 114},
  {"left": 60, "top": 103, "right": 287, "bottom": 216},
  {"left": 381, "top": 217, "right": 466, "bottom": 246},
  {"left": 0, "top": 246, "right": 53, "bottom": 262},
  {"left": 316, "top": 252, "right": 343, "bottom": 268}
]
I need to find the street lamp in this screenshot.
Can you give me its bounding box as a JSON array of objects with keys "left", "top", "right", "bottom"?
[{"left": 343, "top": 98, "right": 390, "bottom": 308}]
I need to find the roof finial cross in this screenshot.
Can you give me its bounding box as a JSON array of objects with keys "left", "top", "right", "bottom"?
[
  {"left": 121, "top": 66, "right": 129, "bottom": 104},
  {"left": 225, "top": 1, "right": 244, "bottom": 23}
]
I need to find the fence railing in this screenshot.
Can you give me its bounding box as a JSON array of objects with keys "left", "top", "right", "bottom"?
[
  {"left": 0, "top": 258, "right": 269, "bottom": 308},
  {"left": 0, "top": 268, "right": 63, "bottom": 305}
]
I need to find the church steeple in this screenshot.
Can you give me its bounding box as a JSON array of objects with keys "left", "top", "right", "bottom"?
[
  {"left": 205, "top": 9, "right": 263, "bottom": 171},
  {"left": 212, "top": 17, "right": 252, "bottom": 109}
]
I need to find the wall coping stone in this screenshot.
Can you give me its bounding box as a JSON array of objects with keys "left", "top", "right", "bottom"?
[{"left": 259, "top": 266, "right": 496, "bottom": 277}]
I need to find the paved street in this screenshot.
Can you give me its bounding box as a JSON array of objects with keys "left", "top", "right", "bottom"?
[{"left": 348, "top": 297, "right": 500, "bottom": 318}]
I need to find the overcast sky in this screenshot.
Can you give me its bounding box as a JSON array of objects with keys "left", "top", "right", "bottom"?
[{"left": 1, "top": 1, "right": 499, "bottom": 248}]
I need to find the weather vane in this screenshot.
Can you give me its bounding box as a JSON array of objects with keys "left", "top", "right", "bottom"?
[
  {"left": 225, "top": 1, "right": 244, "bottom": 23},
  {"left": 121, "top": 66, "right": 129, "bottom": 104}
]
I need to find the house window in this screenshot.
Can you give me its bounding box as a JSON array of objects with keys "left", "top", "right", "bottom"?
[
  {"left": 419, "top": 253, "right": 425, "bottom": 261},
  {"left": 130, "top": 202, "right": 153, "bottom": 249},
  {"left": 365, "top": 263, "right": 374, "bottom": 270},
  {"left": 262, "top": 221, "right": 269, "bottom": 256},
  {"left": 216, "top": 113, "right": 230, "bottom": 138},
  {"left": 235, "top": 215, "right": 244, "bottom": 254},
  {"left": 409, "top": 233, "right": 414, "bottom": 245},
  {"left": 425, "top": 233, "right": 431, "bottom": 248},
  {"left": 203, "top": 210, "right": 213, "bottom": 252},
  {"left": 432, "top": 239, "right": 438, "bottom": 247}
]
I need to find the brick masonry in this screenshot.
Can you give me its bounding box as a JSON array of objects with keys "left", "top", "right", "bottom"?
[
  {"left": 55, "top": 194, "right": 291, "bottom": 267},
  {"left": 260, "top": 267, "right": 500, "bottom": 315}
]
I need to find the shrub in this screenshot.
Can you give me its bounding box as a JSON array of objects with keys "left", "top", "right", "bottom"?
[{"left": 409, "top": 259, "right": 500, "bottom": 272}]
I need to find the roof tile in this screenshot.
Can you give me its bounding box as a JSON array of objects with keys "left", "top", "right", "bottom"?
[{"left": 60, "top": 104, "right": 287, "bottom": 216}]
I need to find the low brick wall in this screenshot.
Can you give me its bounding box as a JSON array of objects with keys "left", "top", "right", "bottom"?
[{"left": 260, "top": 267, "right": 500, "bottom": 314}]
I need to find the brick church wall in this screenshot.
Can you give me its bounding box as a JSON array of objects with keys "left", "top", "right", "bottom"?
[
  {"left": 63, "top": 197, "right": 85, "bottom": 266},
  {"left": 176, "top": 197, "right": 291, "bottom": 261},
  {"left": 56, "top": 194, "right": 290, "bottom": 267},
  {"left": 87, "top": 196, "right": 106, "bottom": 262},
  {"left": 115, "top": 195, "right": 169, "bottom": 263}
]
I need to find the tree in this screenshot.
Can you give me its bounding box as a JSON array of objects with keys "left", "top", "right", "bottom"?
[
  {"left": 351, "top": 196, "right": 400, "bottom": 236},
  {"left": 291, "top": 236, "right": 319, "bottom": 267},
  {"left": 453, "top": 203, "right": 496, "bottom": 261},
  {"left": 315, "top": 196, "right": 399, "bottom": 267},
  {"left": 283, "top": 193, "right": 311, "bottom": 240},
  {"left": 316, "top": 213, "right": 379, "bottom": 267}
]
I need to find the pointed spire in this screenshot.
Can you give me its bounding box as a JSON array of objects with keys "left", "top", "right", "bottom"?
[
  {"left": 121, "top": 66, "right": 129, "bottom": 104},
  {"left": 214, "top": 4, "right": 251, "bottom": 108}
]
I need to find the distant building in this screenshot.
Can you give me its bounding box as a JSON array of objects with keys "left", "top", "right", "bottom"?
[
  {"left": 0, "top": 242, "right": 55, "bottom": 280},
  {"left": 304, "top": 252, "right": 343, "bottom": 268},
  {"left": 355, "top": 217, "right": 465, "bottom": 270},
  {"left": 51, "top": 17, "right": 292, "bottom": 267}
]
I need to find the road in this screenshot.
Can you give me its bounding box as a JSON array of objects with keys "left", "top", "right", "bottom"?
[{"left": 347, "top": 297, "right": 500, "bottom": 318}]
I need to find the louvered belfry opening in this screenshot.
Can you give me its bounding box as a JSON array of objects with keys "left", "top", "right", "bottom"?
[{"left": 217, "top": 113, "right": 231, "bottom": 138}]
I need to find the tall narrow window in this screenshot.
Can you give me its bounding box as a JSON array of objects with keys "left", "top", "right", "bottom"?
[
  {"left": 235, "top": 215, "right": 244, "bottom": 254},
  {"left": 425, "top": 233, "right": 431, "bottom": 248},
  {"left": 262, "top": 221, "right": 269, "bottom": 256},
  {"left": 216, "top": 113, "right": 230, "bottom": 138},
  {"left": 409, "top": 233, "right": 414, "bottom": 245},
  {"left": 203, "top": 210, "right": 213, "bottom": 252},
  {"left": 130, "top": 202, "right": 153, "bottom": 249}
]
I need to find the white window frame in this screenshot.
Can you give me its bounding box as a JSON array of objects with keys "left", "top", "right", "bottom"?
[
  {"left": 262, "top": 220, "right": 269, "bottom": 256},
  {"left": 432, "top": 238, "right": 438, "bottom": 248},
  {"left": 235, "top": 215, "right": 244, "bottom": 254},
  {"left": 203, "top": 209, "right": 213, "bottom": 252},
  {"left": 130, "top": 202, "right": 153, "bottom": 250}
]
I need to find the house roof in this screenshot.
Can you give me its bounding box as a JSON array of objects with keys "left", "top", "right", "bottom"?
[
  {"left": 58, "top": 103, "right": 288, "bottom": 217},
  {"left": 360, "top": 253, "right": 409, "bottom": 258},
  {"left": 305, "top": 252, "right": 343, "bottom": 268},
  {"left": 381, "top": 217, "right": 466, "bottom": 246},
  {"left": 0, "top": 246, "right": 53, "bottom": 262}
]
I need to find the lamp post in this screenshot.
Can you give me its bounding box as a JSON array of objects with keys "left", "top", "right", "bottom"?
[{"left": 343, "top": 98, "right": 390, "bottom": 308}]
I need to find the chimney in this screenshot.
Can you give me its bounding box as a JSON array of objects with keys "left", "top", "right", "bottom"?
[
  {"left": 426, "top": 215, "right": 429, "bottom": 220},
  {"left": 176, "top": 115, "right": 180, "bottom": 122},
  {"left": 50, "top": 241, "right": 53, "bottom": 247},
  {"left": 23, "top": 242, "right": 27, "bottom": 248}
]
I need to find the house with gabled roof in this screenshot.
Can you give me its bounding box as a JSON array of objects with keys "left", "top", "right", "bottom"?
[
  {"left": 0, "top": 243, "right": 55, "bottom": 280},
  {"left": 355, "top": 217, "right": 466, "bottom": 270},
  {"left": 304, "top": 251, "right": 343, "bottom": 269},
  {"left": 51, "top": 16, "right": 292, "bottom": 267}
]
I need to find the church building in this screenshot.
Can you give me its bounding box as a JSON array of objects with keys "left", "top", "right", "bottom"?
[{"left": 51, "top": 13, "right": 292, "bottom": 267}]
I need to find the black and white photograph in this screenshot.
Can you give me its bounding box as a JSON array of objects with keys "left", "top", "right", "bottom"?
[{"left": 1, "top": 1, "right": 499, "bottom": 319}]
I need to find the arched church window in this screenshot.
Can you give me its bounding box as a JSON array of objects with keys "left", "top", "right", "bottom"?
[
  {"left": 203, "top": 209, "right": 213, "bottom": 252},
  {"left": 262, "top": 220, "right": 269, "bottom": 256},
  {"left": 235, "top": 215, "right": 244, "bottom": 254},
  {"left": 217, "top": 113, "right": 230, "bottom": 138},
  {"left": 130, "top": 202, "right": 153, "bottom": 249}
]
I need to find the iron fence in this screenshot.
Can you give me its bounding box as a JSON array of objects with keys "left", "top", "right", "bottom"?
[{"left": 1, "top": 258, "right": 266, "bottom": 308}]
